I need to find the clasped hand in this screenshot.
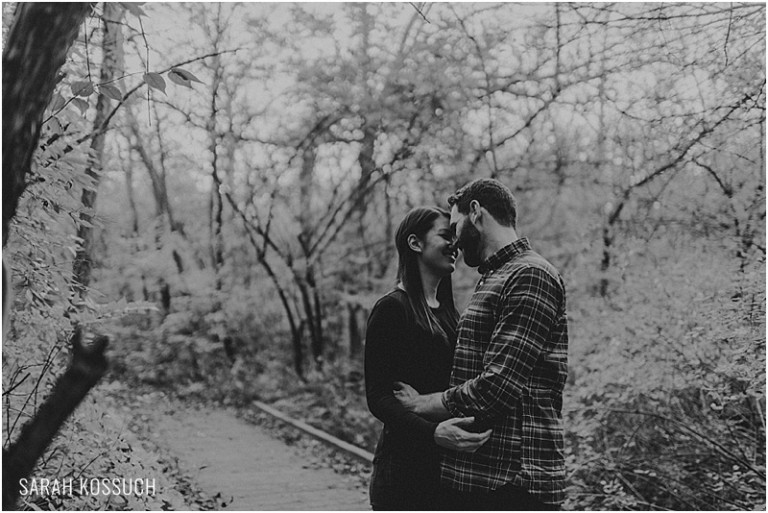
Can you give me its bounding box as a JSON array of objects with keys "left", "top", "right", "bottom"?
[
  {"left": 394, "top": 381, "right": 492, "bottom": 453},
  {"left": 433, "top": 416, "right": 492, "bottom": 453},
  {"left": 393, "top": 381, "right": 423, "bottom": 413}
]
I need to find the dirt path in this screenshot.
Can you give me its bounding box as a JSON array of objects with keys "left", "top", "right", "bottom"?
[{"left": 145, "top": 404, "right": 370, "bottom": 510}]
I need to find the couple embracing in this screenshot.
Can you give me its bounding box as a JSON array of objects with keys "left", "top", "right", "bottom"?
[{"left": 365, "top": 178, "right": 568, "bottom": 511}]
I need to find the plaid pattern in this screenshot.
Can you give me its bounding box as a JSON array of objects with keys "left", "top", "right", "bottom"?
[{"left": 441, "top": 238, "right": 568, "bottom": 505}]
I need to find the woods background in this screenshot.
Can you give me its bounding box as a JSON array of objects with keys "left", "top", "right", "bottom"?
[{"left": 2, "top": 2, "right": 765, "bottom": 510}]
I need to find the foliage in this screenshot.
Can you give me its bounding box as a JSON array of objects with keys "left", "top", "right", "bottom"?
[
  {"left": 3, "top": 4, "right": 209, "bottom": 510},
  {"left": 563, "top": 235, "right": 765, "bottom": 510},
  {"left": 15, "top": 387, "right": 188, "bottom": 511},
  {"left": 105, "top": 230, "right": 765, "bottom": 511},
  {"left": 4, "top": 2, "right": 765, "bottom": 510}
]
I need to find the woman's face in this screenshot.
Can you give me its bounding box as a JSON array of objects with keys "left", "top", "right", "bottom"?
[{"left": 417, "top": 216, "right": 457, "bottom": 277}]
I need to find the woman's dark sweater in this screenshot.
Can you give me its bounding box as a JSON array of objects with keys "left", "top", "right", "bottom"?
[{"left": 364, "top": 289, "right": 456, "bottom": 461}]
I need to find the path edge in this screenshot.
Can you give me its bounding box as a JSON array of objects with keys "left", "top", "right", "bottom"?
[{"left": 252, "top": 400, "right": 374, "bottom": 464}]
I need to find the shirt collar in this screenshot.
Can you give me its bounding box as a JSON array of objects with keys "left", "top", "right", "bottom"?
[{"left": 478, "top": 237, "right": 531, "bottom": 275}]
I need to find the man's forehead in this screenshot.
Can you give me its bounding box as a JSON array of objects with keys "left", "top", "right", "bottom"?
[{"left": 449, "top": 205, "right": 462, "bottom": 221}]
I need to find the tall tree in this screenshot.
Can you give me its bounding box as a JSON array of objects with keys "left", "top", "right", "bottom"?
[
  {"left": 205, "top": 4, "right": 228, "bottom": 288},
  {"left": 72, "top": 2, "right": 124, "bottom": 299},
  {"left": 1, "top": 4, "right": 111, "bottom": 509},
  {"left": 3, "top": 3, "right": 92, "bottom": 247}
]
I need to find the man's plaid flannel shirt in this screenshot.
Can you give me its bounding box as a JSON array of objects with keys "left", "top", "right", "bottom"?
[{"left": 441, "top": 238, "right": 569, "bottom": 505}]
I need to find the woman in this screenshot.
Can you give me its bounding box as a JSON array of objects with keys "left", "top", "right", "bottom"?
[{"left": 364, "top": 206, "right": 463, "bottom": 510}]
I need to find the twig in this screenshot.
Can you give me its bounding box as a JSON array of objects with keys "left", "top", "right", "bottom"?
[
  {"left": 82, "top": 17, "right": 91, "bottom": 80},
  {"left": 723, "top": 3, "right": 733, "bottom": 67},
  {"left": 65, "top": 48, "right": 241, "bottom": 149},
  {"left": 607, "top": 408, "right": 766, "bottom": 480},
  {"left": 1, "top": 373, "right": 30, "bottom": 397},
  {"left": 138, "top": 15, "right": 152, "bottom": 124},
  {"left": 408, "top": 2, "right": 430, "bottom": 23},
  {"left": 754, "top": 396, "right": 766, "bottom": 436}
]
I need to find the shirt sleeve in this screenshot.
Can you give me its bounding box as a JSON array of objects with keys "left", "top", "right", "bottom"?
[
  {"left": 443, "top": 266, "right": 561, "bottom": 425},
  {"left": 364, "top": 296, "right": 439, "bottom": 446}
]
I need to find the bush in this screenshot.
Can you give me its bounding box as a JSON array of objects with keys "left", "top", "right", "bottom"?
[{"left": 563, "top": 237, "right": 765, "bottom": 510}]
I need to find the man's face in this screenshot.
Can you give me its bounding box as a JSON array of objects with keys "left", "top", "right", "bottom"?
[{"left": 450, "top": 205, "right": 483, "bottom": 268}]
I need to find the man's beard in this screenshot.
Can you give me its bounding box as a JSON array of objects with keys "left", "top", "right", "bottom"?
[{"left": 457, "top": 221, "right": 483, "bottom": 268}]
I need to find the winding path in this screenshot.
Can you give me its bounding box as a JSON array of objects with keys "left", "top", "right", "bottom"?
[{"left": 150, "top": 406, "right": 371, "bottom": 510}]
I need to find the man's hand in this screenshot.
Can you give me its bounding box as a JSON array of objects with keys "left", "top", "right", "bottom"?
[{"left": 434, "top": 417, "right": 492, "bottom": 453}]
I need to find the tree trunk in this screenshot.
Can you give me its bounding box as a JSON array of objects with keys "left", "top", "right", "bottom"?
[
  {"left": 292, "top": 321, "right": 307, "bottom": 379},
  {"left": 72, "top": 2, "right": 123, "bottom": 298},
  {"left": 126, "top": 106, "right": 183, "bottom": 312},
  {"left": 379, "top": 173, "right": 394, "bottom": 278},
  {"left": 127, "top": 108, "right": 172, "bottom": 220},
  {"left": 599, "top": 195, "right": 627, "bottom": 297},
  {"left": 208, "top": 68, "right": 224, "bottom": 287},
  {"left": 348, "top": 303, "right": 362, "bottom": 358},
  {"left": 299, "top": 144, "right": 316, "bottom": 248},
  {"left": 2, "top": 3, "right": 92, "bottom": 247},
  {"left": 206, "top": 5, "right": 225, "bottom": 287},
  {"left": 356, "top": 125, "right": 377, "bottom": 275},
  {"left": 1, "top": 8, "right": 110, "bottom": 507},
  {"left": 311, "top": 280, "right": 324, "bottom": 366},
  {"left": 297, "top": 273, "right": 324, "bottom": 370},
  {"left": 599, "top": 224, "right": 614, "bottom": 297},
  {"left": 3, "top": 330, "right": 108, "bottom": 510},
  {"left": 128, "top": 103, "right": 186, "bottom": 246},
  {"left": 151, "top": 101, "right": 181, "bottom": 234},
  {"left": 297, "top": 141, "right": 326, "bottom": 370},
  {"left": 267, "top": 263, "right": 305, "bottom": 381},
  {"left": 123, "top": 156, "right": 140, "bottom": 235}
]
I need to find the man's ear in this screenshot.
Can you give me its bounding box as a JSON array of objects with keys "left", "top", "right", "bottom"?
[
  {"left": 407, "top": 233, "right": 423, "bottom": 253},
  {"left": 469, "top": 200, "right": 482, "bottom": 225}
]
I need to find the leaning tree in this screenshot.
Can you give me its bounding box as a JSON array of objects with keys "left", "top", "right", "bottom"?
[{"left": 2, "top": 4, "right": 110, "bottom": 509}]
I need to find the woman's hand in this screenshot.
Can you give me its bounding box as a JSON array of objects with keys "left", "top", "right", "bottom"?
[
  {"left": 393, "top": 381, "right": 421, "bottom": 411},
  {"left": 394, "top": 382, "right": 457, "bottom": 421}
]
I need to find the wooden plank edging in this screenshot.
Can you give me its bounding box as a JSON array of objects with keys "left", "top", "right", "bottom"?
[{"left": 252, "top": 400, "right": 374, "bottom": 464}]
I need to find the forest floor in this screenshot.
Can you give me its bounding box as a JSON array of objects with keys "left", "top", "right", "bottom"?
[{"left": 111, "top": 388, "right": 371, "bottom": 510}]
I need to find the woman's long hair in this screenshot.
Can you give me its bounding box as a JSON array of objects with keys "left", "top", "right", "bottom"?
[{"left": 395, "top": 207, "right": 459, "bottom": 344}]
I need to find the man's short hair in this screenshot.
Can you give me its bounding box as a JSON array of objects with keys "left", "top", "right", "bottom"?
[{"left": 447, "top": 178, "right": 518, "bottom": 228}]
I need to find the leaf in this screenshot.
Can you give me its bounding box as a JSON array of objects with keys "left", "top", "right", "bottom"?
[
  {"left": 47, "top": 117, "right": 63, "bottom": 135},
  {"left": 71, "top": 80, "right": 94, "bottom": 97},
  {"left": 121, "top": 2, "right": 146, "bottom": 17},
  {"left": 70, "top": 46, "right": 85, "bottom": 60},
  {"left": 50, "top": 93, "right": 66, "bottom": 112},
  {"left": 143, "top": 72, "right": 167, "bottom": 94},
  {"left": 99, "top": 83, "right": 123, "bottom": 101},
  {"left": 71, "top": 97, "right": 89, "bottom": 114},
  {"left": 168, "top": 70, "right": 193, "bottom": 88},
  {"left": 170, "top": 67, "right": 203, "bottom": 84}
]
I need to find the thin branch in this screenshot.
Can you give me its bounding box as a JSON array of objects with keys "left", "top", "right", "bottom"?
[
  {"left": 607, "top": 408, "right": 766, "bottom": 480},
  {"left": 723, "top": 3, "right": 733, "bottom": 67},
  {"left": 607, "top": 82, "right": 765, "bottom": 226},
  {"left": 408, "top": 2, "right": 431, "bottom": 24},
  {"left": 451, "top": 5, "right": 500, "bottom": 177},
  {"left": 76, "top": 48, "right": 242, "bottom": 146},
  {"left": 1, "top": 373, "right": 30, "bottom": 398},
  {"left": 692, "top": 158, "right": 733, "bottom": 197}
]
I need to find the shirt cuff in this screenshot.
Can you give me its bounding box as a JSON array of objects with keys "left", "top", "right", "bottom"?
[{"left": 442, "top": 388, "right": 463, "bottom": 418}]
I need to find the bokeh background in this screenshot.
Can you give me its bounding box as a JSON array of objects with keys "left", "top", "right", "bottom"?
[{"left": 3, "top": 3, "right": 765, "bottom": 510}]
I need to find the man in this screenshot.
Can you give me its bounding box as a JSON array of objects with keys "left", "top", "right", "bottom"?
[{"left": 396, "top": 178, "right": 569, "bottom": 510}]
